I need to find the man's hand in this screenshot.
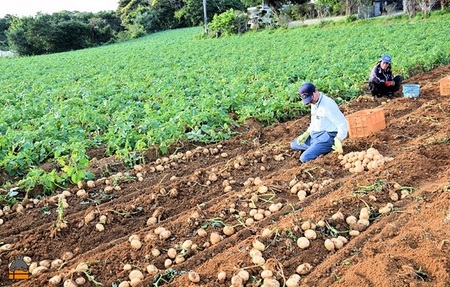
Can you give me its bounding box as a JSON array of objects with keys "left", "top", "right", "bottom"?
[
  {"left": 390, "top": 81, "right": 395, "bottom": 86},
  {"left": 332, "top": 137, "right": 343, "bottom": 154},
  {"left": 385, "top": 81, "right": 392, "bottom": 86},
  {"left": 296, "top": 132, "right": 309, "bottom": 145}
]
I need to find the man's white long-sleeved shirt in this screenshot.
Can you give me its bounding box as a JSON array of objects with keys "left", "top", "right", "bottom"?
[{"left": 306, "top": 93, "right": 348, "bottom": 141}]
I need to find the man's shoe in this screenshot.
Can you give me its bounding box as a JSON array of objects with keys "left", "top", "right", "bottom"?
[{"left": 387, "top": 92, "right": 394, "bottom": 99}]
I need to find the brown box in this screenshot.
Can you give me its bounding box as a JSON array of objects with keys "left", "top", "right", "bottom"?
[
  {"left": 440, "top": 77, "right": 450, "bottom": 96},
  {"left": 346, "top": 108, "right": 386, "bottom": 138}
]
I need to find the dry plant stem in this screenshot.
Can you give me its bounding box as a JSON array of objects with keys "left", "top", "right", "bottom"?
[
  {"left": 264, "top": 258, "right": 286, "bottom": 283},
  {"left": 267, "top": 185, "right": 283, "bottom": 193},
  {"left": 157, "top": 173, "right": 169, "bottom": 185},
  {"left": 358, "top": 198, "right": 371, "bottom": 211},
  {"left": 220, "top": 159, "right": 234, "bottom": 173}
]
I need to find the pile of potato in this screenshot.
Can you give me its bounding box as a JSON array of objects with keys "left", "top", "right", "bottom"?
[
  {"left": 289, "top": 178, "right": 333, "bottom": 202},
  {"left": 339, "top": 147, "right": 394, "bottom": 173}
]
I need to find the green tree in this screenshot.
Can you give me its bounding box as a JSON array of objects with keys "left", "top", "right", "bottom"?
[
  {"left": 0, "top": 15, "right": 13, "bottom": 50},
  {"left": 177, "top": 0, "right": 245, "bottom": 26},
  {"left": 118, "top": 0, "right": 149, "bottom": 26},
  {"left": 6, "top": 10, "right": 121, "bottom": 55},
  {"left": 6, "top": 15, "right": 53, "bottom": 55},
  {"left": 50, "top": 19, "right": 91, "bottom": 52}
]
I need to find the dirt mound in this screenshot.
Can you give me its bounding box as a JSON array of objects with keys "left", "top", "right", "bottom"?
[{"left": 1, "top": 65, "right": 450, "bottom": 287}]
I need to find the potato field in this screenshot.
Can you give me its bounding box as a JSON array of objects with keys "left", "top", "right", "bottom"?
[{"left": 1, "top": 12, "right": 450, "bottom": 287}]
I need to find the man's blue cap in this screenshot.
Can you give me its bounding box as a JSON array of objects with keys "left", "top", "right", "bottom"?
[
  {"left": 298, "top": 82, "right": 316, "bottom": 105},
  {"left": 381, "top": 54, "right": 391, "bottom": 64}
]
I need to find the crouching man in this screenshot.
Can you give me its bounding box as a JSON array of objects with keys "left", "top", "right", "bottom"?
[{"left": 291, "top": 82, "right": 348, "bottom": 163}]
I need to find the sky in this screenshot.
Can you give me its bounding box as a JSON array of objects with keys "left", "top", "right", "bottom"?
[{"left": 0, "top": 0, "right": 119, "bottom": 18}]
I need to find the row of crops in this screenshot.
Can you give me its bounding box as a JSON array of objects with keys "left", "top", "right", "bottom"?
[{"left": 0, "top": 12, "right": 450, "bottom": 194}]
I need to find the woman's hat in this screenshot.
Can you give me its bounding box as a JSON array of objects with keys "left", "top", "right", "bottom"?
[{"left": 381, "top": 54, "right": 391, "bottom": 64}]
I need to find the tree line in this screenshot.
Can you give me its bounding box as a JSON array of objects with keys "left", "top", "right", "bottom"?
[
  {"left": 0, "top": 11, "right": 123, "bottom": 56},
  {"left": 0, "top": 0, "right": 255, "bottom": 56},
  {"left": 1, "top": 0, "right": 448, "bottom": 56}
]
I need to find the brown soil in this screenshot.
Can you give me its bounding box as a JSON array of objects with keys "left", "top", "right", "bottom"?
[{"left": 1, "top": 65, "right": 450, "bottom": 287}]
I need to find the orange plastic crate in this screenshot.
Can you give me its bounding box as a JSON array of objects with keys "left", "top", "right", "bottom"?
[
  {"left": 440, "top": 77, "right": 450, "bottom": 96},
  {"left": 346, "top": 108, "right": 386, "bottom": 138},
  {"left": 8, "top": 270, "right": 29, "bottom": 280}
]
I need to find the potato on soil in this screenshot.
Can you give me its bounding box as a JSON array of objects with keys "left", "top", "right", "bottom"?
[
  {"left": 331, "top": 237, "right": 344, "bottom": 249},
  {"left": 181, "top": 239, "right": 193, "bottom": 249},
  {"left": 164, "top": 259, "right": 172, "bottom": 268},
  {"left": 210, "top": 232, "right": 222, "bottom": 244},
  {"left": 129, "top": 270, "right": 144, "bottom": 281},
  {"left": 129, "top": 277, "right": 141, "bottom": 287},
  {"left": 252, "top": 255, "right": 266, "bottom": 265},
  {"left": 261, "top": 228, "right": 274, "bottom": 238},
  {"left": 304, "top": 229, "right": 317, "bottom": 240},
  {"left": 95, "top": 223, "right": 104, "bottom": 231},
  {"left": 346, "top": 215, "right": 357, "bottom": 225},
  {"left": 286, "top": 274, "right": 301, "bottom": 287},
  {"left": 87, "top": 180, "right": 95, "bottom": 188},
  {"left": 147, "top": 264, "right": 158, "bottom": 275},
  {"left": 262, "top": 278, "right": 280, "bottom": 287},
  {"left": 130, "top": 239, "right": 142, "bottom": 250},
  {"left": 231, "top": 275, "right": 243, "bottom": 286},
  {"left": 63, "top": 279, "right": 77, "bottom": 287},
  {"left": 261, "top": 269, "right": 273, "bottom": 279},
  {"left": 123, "top": 264, "right": 132, "bottom": 271},
  {"left": 331, "top": 211, "right": 344, "bottom": 221},
  {"left": 75, "top": 277, "right": 86, "bottom": 285},
  {"left": 217, "top": 271, "right": 227, "bottom": 282},
  {"left": 159, "top": 230, "right": 172, "bottom": 240},
  {"left": 297, "top": 237, "right": 310, "bottom": 249},
  {"left": 359, "top": 207, "right": 370, "bottom": 220},
  {"left": 49, "top": 275, "right": 62, "bottom": 285},
  {"left": 252, "top": 239, "right": 265, "bottom": 251},
  {"left": 296, "top": 263, "right": 313, "bottom": 275},
  {"left": 223, "top": 225, "right": 235, "bottom": 236},
  {"left": 84, "top": 211, "right": 96, "bottom": 224},
  {"left": 62, "top": 251, "right": 74, "bottom": 261},
  {"left": 237, "top": 269, "right": 250, "bottom": 282},
  {"left": 197, "top": 228, "right": 207, "bottom": 237},
  {"left": 188, "top": 271, "right": 200, "bottom": 282},
  {"left": 51, "top": 259, "right": 63, "bottom": 269},
  {"left": 324, "top": 239, "right": 335, "bottom": 251},
  {"left": 249, "top": 248, "right": 262, "bottom": 257},
  {"left": 301, "top": 221, "right": 313, "bottom": 230}
]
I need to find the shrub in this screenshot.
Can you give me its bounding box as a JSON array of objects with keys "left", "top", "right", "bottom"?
[{"left": 208, "top": 9, "right": 249, "bottom": 36}]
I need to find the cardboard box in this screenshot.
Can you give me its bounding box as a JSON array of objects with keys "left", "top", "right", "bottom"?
[
  {"left": 346, "top": 108, "right": 386, "bottom": 138},
  {"left": 440, "top": 77, "right": 450, "bottom": 96}
]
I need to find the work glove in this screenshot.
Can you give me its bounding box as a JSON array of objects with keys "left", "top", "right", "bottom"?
[
  {"left": 385, "top": 81, "right": 392, "bottom": 86},
  {"left": 332, "top": 137, "right": 343, "bottom": 154},
  {"left": 296, "top": 131, "right": 310, "bottom": 145}
]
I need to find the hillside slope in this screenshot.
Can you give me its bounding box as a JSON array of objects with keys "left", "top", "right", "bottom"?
[{"left": 1, "top": 65, "right": 450, "bottom": 287}]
